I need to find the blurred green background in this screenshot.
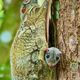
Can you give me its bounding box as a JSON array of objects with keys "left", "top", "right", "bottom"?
[{"left": 0, "top": 0, "right": 22, "bottom": 80}]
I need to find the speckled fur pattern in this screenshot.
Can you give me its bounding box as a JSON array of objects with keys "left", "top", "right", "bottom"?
[{"left": 10, "top": 0, "right": 48, "bottom": 80}]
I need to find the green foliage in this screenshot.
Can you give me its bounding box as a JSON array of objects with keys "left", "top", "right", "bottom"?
[
  {"left": 0, "top": 0, "right": 4, "bottom": 27},
  {"left": 0, "top": 10, "right": 4, "bottom": 18},
  {"left": 0, "top": 65, "right": 11, "bottom": 80},
  {"left": 0, "top": 0, "right": 3, "bottom": 11},
  {"left": 0, "top": 0, "right": 22, "bottom": 80},
  {"left": 51, "top": 0, "right": 60, "bottom": 20},
  {"left": 54, "top": 1, "right": 60, "bottom": 11}
]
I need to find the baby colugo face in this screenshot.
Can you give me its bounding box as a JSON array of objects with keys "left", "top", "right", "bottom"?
[{"left": 44, "top": 47, "right": 62, "bottom": 67}]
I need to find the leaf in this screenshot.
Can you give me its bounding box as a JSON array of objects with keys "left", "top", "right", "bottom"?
[
  {"left": 0, "top": 0, "right": 3, "bottom": 11},
  {"left": 0, "top": 10, "right": 4, "bottom": 18},
  {"left": 55, "top": 1, "right": 60, "bottom": 11}
]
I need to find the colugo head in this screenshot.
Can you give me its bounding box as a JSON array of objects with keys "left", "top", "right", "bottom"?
[{"left": 44, "top": 47, "right": 62, "bottom": 67}]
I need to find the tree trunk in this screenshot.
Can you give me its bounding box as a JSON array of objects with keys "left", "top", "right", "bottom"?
[{"left": 56, "top": 0, "right": 80, "bottom": 80}]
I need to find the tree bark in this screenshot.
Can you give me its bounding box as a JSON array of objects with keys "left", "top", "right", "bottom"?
[{"left": 56, "top": 0, "right": 80, "bottom": 80}]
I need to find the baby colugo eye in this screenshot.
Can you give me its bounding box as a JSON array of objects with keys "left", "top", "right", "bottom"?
[
  {"left": 56, "top": 56, "right": 59, "bottom": 60},
  {"left": 46, "top": 54, "right": 50, "bottom": 58}
]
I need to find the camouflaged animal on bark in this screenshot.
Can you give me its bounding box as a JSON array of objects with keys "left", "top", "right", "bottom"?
[{"left": 10, "top": 0, "right": 50, "bottom": 80}]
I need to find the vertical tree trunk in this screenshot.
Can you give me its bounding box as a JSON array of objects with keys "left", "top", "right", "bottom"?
[{"left": 57, "top": 0, "right": 80, "bottom": 80}]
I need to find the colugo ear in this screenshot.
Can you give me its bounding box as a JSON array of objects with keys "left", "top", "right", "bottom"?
[
  {"left": 53, "top": 47, "right": 62, "bottom": 54},
  {"left": 56, "top": 50, "right": 62, "bottom": 57},
  {"left": 59, "top": 50, "right": 62, "bottom": 55}
]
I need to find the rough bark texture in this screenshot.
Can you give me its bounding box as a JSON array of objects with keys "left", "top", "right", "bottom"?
[{"left": 57, "top": 0, "right": 80, "bottom": 80}]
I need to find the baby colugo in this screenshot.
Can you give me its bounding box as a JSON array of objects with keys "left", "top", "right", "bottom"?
[{"left": 44, "top": 47, "right": 62, "bottom": 67}]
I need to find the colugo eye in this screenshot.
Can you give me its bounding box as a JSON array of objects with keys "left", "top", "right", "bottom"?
[
  {"left": 46, "top": 54, "right": 50, "bottom": 58},
  {"left": 56, "top": 56, "right": 59, "bottom": 60}
]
